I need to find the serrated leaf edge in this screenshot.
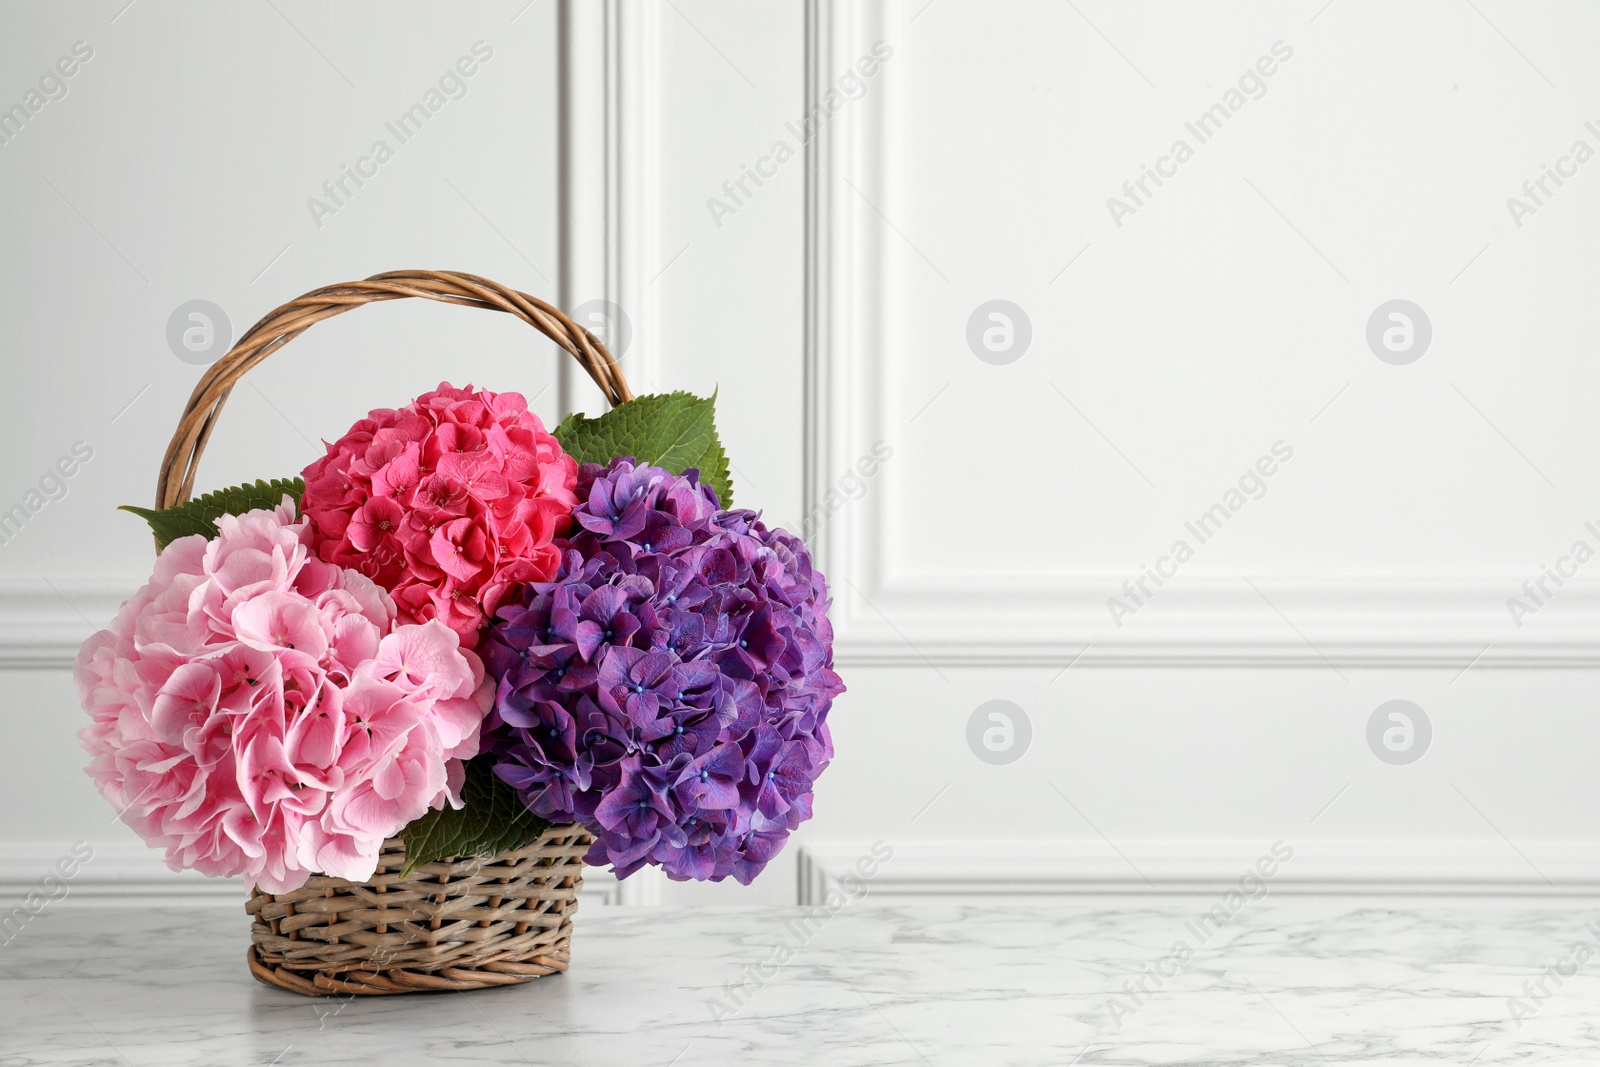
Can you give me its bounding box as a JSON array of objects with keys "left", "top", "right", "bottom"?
[
  {"left": 553, "top": 390, "right": 733, "bottom": 507},
  {"left": 119, "top": 477, "right": 305, "bottom": 549}
]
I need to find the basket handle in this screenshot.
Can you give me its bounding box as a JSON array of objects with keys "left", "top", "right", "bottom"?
[{"left": 154, "top": 269, "right": 633, "bottom": 516}]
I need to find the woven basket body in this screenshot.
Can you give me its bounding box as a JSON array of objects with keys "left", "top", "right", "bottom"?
[
  {"left": 246, "top": 827, "right": 592, "bottom": 995},
  {"left": 147, "top": 271, "right": 633, "bottom": 996}
]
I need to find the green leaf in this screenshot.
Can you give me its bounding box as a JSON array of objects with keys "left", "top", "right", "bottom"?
[
  {"left": 554, "top": 390, "right": 733, "bottom": 508},
  {"left": 119, "top": 477, "right": 306, "bottom": 550},
  {"left": 397, "top": 756, "right": 553, "bottom": 875}
]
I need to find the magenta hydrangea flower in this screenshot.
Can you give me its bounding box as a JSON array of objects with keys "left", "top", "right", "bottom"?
[
  {"left": 480, "top": 459, "right": 843, "bottom": 883},
  {"left": 299, "top": 383, "right": 579, "bottom": 649}
]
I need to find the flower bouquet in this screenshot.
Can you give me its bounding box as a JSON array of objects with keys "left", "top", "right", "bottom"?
[{"left": 74, "top": 271, "right": 843, "bottom": 995}]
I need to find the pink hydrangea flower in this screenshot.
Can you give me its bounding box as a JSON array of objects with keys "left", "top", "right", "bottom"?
[
  {"left": 75, "top": 499, "right": 492, "bottom": 893},
  {"left": 299, "top": 383, "right": 579, "bottom": 649}
]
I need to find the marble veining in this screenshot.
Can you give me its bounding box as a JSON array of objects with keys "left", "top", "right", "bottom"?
[{"left": 2, "top": 899, "right": 1598, "bottom": 1065}]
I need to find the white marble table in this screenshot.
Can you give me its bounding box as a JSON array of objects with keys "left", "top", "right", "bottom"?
[{"left": 3, "top": 899, "right": 1598, "bottom": 1065}]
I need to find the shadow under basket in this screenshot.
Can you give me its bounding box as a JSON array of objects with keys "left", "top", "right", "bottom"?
[{"left": 246, "top": 826, "right": 592, "bottom": 996}]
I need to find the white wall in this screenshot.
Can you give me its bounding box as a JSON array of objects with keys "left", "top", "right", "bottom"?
[
  {"left": 654, "top": 0, "right": 1600, "bottom": 902},
  {"left": 5, "top": 0, "right": 1600, "bottom": 911},
  {"left": 0, "top": 0, "right": 575, "bottom": 899}
]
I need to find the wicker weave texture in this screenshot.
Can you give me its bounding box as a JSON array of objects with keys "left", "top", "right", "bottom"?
[{"left": 246, "top": 827, "right": 592, "bottom": 996}]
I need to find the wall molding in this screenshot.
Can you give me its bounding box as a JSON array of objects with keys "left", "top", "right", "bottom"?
[
  {"left": 800, "top": 0, "right": 1600, "bottom": 671},
  {"left": 557, "top": 0, "right": 663, "bottom": 416},
  {"left": 552, "top": 0, "right": 665, "bottom": 904},
  {"left": 10, "top": 576, "right": 1600, "bottom": 671},
  {"left": 0, "top": 841, "right": 626, "bottom": 910},
  {"left": 0, "top": 580, "right": 125, "bottom": 670},
  {"left": 796, "top": 839, "right": 1600, "bottom": 905},
  {"left": 11, "top": 838, "right": 1600, "bottom": 911},
  {"left": 831, "top": 575, "right": 1600, "bottom": 668}
]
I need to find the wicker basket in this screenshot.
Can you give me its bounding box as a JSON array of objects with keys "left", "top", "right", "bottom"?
[
  {"left": 151, "top": 270, "right": 634, "bottom": 996},
  {"left": 245, "top": 831, "right": 591, "bottom": 995}
]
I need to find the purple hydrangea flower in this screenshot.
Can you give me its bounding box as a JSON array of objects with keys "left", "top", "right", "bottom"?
[{"left": 481, "top": 458, "right": 844, "bottom": 883}]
